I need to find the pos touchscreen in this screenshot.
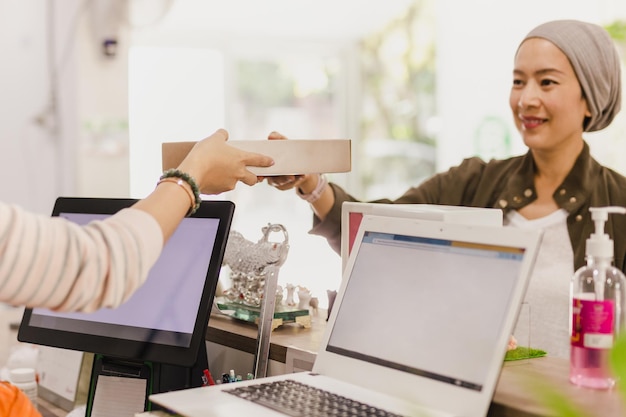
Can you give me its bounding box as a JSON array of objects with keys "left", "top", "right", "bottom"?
[{"left": 18, "top": 197, "right": 234, "bottom": 368}]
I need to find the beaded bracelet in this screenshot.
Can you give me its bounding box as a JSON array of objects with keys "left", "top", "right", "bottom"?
[
  {"left": 159, "top": 169, "right": 201, "bottom": 216},
  {"left": 157, "top": 177, "right": 196, "bottom": 214},
  {"left": 296, "top": 174, "right": 328, "bottom": 203}
]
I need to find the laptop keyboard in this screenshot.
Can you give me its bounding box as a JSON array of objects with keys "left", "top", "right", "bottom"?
[{"left": 224, "top": 379, "right": 405, "bottom": 417}]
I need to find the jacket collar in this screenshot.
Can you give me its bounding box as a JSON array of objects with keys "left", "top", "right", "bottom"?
[{"left": 496, "top": 141, "right": 601, "bottom": 214}]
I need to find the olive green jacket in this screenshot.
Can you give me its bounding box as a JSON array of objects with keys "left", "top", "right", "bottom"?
[{"left": 311, "top": 142, "right": 626, "bottom": 273}]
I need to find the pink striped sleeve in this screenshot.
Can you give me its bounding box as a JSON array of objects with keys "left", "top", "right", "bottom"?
[{"left": 0, "top": 203, "right": 163, "bottom": 312}]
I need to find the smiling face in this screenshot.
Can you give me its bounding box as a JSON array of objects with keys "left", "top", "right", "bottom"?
[{"left": 510, "top": 38, "right": 591, "bottom": 154}]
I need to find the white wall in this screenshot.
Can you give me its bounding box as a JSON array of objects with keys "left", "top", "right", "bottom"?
[
  {"left": 0, "top": 1, "right": 77, "bottom": 214},
  {"left": 0, "top": 0, "right": 131, "bottom": 215},
  {"left": 75, "top": 1, "right": 131, "bottom": 199}
]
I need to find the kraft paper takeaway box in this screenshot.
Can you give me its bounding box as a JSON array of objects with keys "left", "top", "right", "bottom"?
[{"left": 162, "top": 139, "right": 351, "bottom": 176}]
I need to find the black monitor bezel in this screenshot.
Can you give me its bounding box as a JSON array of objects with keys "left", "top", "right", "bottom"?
[{"left": 17, "top": 197, "right": 234, "bottom": 367}]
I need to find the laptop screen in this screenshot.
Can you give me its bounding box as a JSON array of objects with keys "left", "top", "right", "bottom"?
[{"left": 326, "top": 230, "right": 524, "bottom": 392}]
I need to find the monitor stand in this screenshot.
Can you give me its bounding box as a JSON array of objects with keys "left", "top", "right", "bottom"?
[{"left": 84, "top": 343, "right": 209, "bottom": 416}]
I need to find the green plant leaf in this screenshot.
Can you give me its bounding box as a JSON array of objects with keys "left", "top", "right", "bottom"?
[
  {"left": 530, "top": 378, "right": 590, "bottom": 417},
  {"left": 609, "top": 331, "right": 626, "bottom": 402},
  {"left": 605, "top": 20, "right": 626, "bottom": 42}
]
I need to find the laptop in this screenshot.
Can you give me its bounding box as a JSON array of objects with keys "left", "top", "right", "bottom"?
[
  {"left": 340, "top": 202, "right": 503, "bottom": 272},
  {"left": 150, "top": 214, "right": 542, "bottom": 417}
]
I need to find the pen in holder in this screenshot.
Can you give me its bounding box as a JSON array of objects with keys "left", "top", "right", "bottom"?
[
  {"left": 505, "top": 301, "right": 546, "bottom": 361},
  {"left": 327, "top": 290, "right": 337, "bottom": 321}
]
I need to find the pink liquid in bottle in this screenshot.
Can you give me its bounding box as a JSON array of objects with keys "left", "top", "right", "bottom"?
[{"left": 569, "top": 345, "right": 615, "bottom": 389}]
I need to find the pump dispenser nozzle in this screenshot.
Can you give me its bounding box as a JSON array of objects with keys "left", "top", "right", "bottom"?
[{"left": 587, "top": 206, "right": 626, "bottom": 259}]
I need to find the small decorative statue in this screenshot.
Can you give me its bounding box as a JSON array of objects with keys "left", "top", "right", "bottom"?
[
  {"left": 285, "top": 283, "right": 296, "bottom": 306},
  {"left": 221, "top": 223, "right": 289, "bottom": 307},
  {"left": 297, "top": 286, "right": 312, "bottom": 310},
  {"left": 309, "top": 297, "right": 319, "bottom": 315}
]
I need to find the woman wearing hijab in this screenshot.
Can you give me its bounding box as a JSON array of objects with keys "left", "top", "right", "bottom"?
[{"left": 267, "top": 19, "right": 626, "bottom": 358}]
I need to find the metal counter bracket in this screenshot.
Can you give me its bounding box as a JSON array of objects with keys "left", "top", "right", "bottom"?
[{"left": 253, "top": 264, "right": 279, "bottom": 379}]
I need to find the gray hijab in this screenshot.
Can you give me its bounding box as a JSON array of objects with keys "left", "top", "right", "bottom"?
[{"left": 520, "top": 19, "right": 622, "bottom": 132}]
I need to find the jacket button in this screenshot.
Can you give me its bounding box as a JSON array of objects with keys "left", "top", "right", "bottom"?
[
  {"left": 499, "top": 199, "right": 508, "bottom": 208},
  {"left": 575, "top": 214, "right": 583, "bottom": 222},
  {"left": 524, "top": 189, "right": 533, "bottom": 197},
  {"left": 513, "top": 196, "right": 521, "bottom": 203},
  {"left": 559, "top": 189, "right": 566, "bottom": 195},
  {"left": 569, "top": 196, "right": 577, "bottom": 203}
]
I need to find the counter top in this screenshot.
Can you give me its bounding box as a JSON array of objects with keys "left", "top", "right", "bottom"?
[
  {"left": 207, "top": 310, "right": 626, "bottom": 417},
  {"left": 491, "top": 356, "right": 624, "bottom": 416},
  {"left": 206, "top": 309, "right": 327, "bottom": 363}
]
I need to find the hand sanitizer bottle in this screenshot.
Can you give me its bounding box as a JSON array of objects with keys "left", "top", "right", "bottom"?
[{"left": 570, "top": 206, "right": 626, "bottom": 389}]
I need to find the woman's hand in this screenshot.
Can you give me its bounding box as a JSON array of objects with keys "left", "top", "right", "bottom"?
[
  {"left": 263, "top": 131, "right": 317, "bottom": 192},
  {"left": 263, "top": 130, "right": 334, "bottom": 220}
]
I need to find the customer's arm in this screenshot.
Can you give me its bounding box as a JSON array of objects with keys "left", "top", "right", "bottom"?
[
  {"left": 133, "top": 128, "right": 273, "bottom": 241},
  {"left": 0, "top": 129, "right": 273, "bottom": 312}
]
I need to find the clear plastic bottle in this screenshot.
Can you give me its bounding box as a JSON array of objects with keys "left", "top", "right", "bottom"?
[
  {"left": 570, "top": 206, "right": 626, "bottom": 389},
  {"left": 9, "top": 367, "right": 38, "bottom": 410}
]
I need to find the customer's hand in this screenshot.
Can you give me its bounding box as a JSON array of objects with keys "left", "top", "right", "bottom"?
[
  {"left": 264, "top": 131, "right": 317, "bottom": 191},
  {"left": 177, "top": 129, "right": 274, "bottom": 194}
]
